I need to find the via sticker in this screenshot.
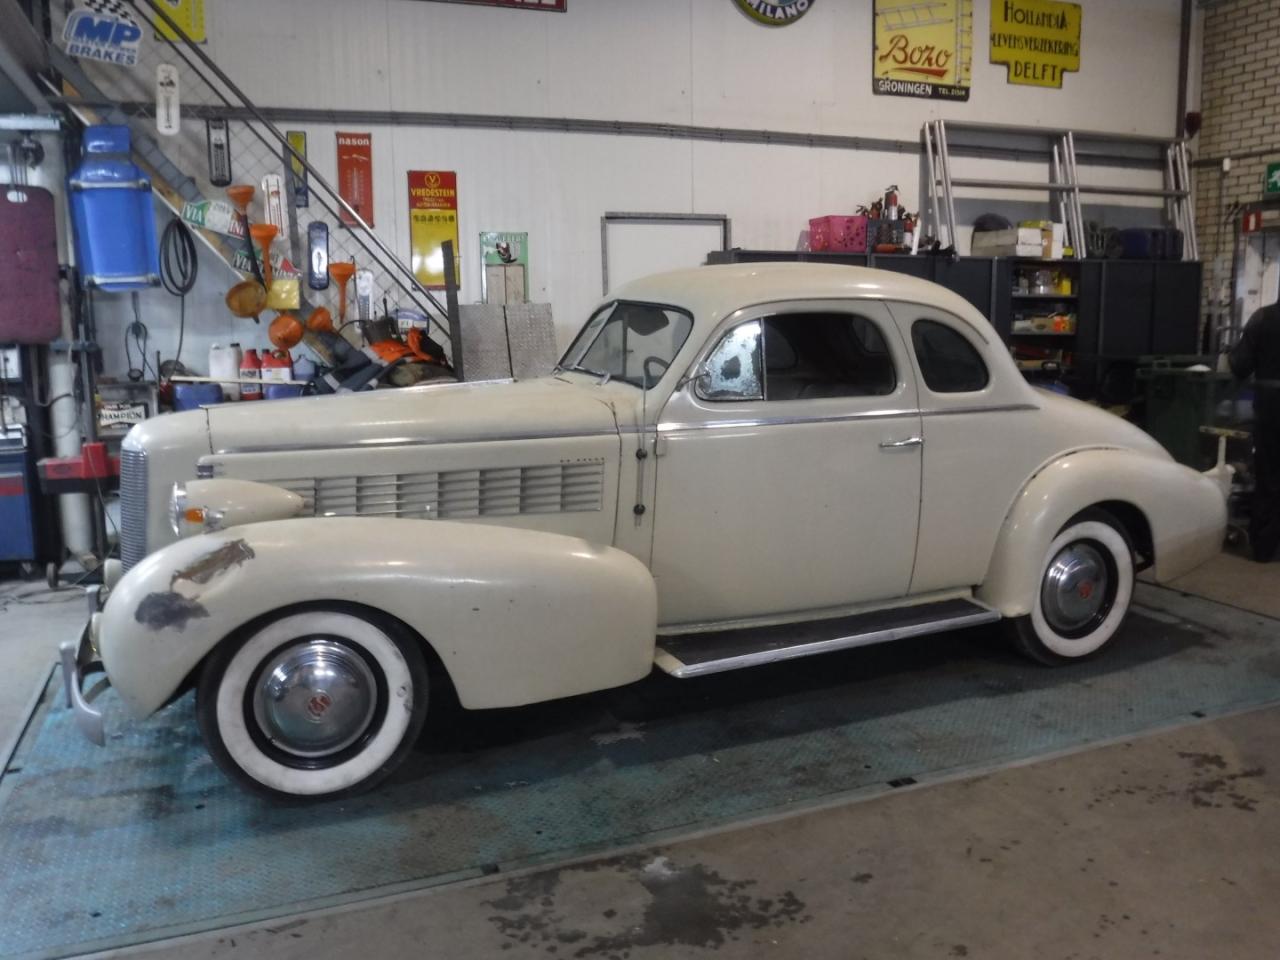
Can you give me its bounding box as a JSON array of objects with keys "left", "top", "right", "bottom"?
[{"left": 63, "top": 2, "right": 143, "bottom": 67}]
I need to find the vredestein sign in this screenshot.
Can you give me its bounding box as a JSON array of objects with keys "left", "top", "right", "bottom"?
[{"left": 733, "top": 0, "right": 815, "bottom": 26}]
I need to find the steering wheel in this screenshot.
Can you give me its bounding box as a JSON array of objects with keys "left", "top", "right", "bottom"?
[{"left": 641, "top": 355, "right": 670, "bottom": 388}]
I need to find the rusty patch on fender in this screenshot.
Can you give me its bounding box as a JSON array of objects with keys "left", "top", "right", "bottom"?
[
  {"left": 135, "top": 592, "right": 211, "bottom": 632},
  {"left": 170, "top": 539, "right": 255, "bottom": 589}
]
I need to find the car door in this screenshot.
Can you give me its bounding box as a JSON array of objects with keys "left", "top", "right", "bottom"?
[
  {"left": 886, "top": 302, "right": 1041, "bottom": 595},
  {"left": 650, "top": 299, "right": 923, "bottom": 627}
]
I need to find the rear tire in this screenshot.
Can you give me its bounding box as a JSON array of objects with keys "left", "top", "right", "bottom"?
[
  {"left": 197, "top": 607, "right": 429, "bottom": 801},
  {"left": 1005, "top": 508, "right": 1135, "bottom": 666}
]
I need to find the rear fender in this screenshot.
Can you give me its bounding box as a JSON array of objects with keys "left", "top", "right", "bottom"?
[
  {"left": 977, "top": 449, "right": 1226, "bottom": 618},
  {"left": 99, "top": 517, "right": 658, "bottom": 717}
]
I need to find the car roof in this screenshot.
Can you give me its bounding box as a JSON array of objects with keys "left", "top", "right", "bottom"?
[{"left": 609, "top": 262, "right": 993, "bottom": 338}]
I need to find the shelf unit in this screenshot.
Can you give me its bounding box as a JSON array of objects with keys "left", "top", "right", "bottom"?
[
  {"left": 921, "top": 120, "right": 1198, "bottom": 261},
  {"left": 1006, "top": 260, "right": 1081, "bottom": 379}
]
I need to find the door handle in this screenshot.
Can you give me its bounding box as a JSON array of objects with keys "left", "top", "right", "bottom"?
[{"left": 879, "top": 436, "right": 924, "bottom": 449}]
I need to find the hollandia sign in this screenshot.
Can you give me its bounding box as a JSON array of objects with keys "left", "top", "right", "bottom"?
[
  {"left": 990, "top": 0, "right": 1082, "bottom": 88},
  {"left": 733, "top": 0, "right": 815, "bottom": 26}
]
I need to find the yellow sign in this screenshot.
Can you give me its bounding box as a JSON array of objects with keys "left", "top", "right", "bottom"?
[
  {"left": 873, "top": 0, "right": 972, "bottom": 101},
  {"left": 154, "top": 0, "right": 206, "bottom": 43},
  {"left": 409, "top": 171, "right": 460, "bottom": 290},
  {"left": 990, "top": 0, "right": 1081, "bottom": 88}
]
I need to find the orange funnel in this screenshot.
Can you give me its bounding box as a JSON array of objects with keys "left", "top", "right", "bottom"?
[
  {"left": 226, "top": 184, "right": 255, "bottom": 215},
  {"left": 249, "top": 223, "right": 279, "bottom": 288},
  {"left": 306, "top": 306, "right": 334, "bottom": 334},
  {"left": 328, "top": 261, "right": 356, "bottom": 323},
  {"left": 269, "top": 312, "right": 304, "bottom": 351}
]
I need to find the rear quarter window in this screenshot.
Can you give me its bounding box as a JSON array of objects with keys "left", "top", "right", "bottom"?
[{"left": 911, "top": 319, "right": 989, "bottom": 393}]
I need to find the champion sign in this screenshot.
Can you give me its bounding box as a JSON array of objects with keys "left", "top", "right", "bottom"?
[
  {"left": 62, "top": 8, "right": 143, "bottom": 66},
  {"left": 733, "top": 0, "right": 815, "bottom": 26}
]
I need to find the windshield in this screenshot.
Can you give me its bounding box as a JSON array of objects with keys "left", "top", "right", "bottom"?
[{"left": 559, "top": 301, "right": 694, "bottom": 389}]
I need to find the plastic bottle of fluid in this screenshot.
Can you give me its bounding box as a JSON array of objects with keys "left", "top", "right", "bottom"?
[
  {"left": 239, "top": 348, "right": 263, "bottom": 401},
  {"left": 209, "top": 343, "right": 242, "bottom": 401},
  {"left": 262, "top": 349, "right": 300, "bottom": 399}
]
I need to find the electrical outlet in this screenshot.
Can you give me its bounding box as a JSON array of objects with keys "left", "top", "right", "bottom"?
[{"left": 0, "top": 347, "right": 20, "bottom": 381}]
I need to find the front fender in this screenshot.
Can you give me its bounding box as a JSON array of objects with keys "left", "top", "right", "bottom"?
[
  {"left": 977, "top": 448, "right": 1226, "bottom": 618},
  {"left": 99, "top": 518, "right": 658, "bottom": 717}
]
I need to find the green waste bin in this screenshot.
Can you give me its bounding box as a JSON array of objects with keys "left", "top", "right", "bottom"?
[{"left": 1137, "top": 356, "right": 1242, "bottom": 470}]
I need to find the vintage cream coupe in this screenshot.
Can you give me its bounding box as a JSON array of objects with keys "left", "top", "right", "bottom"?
[{"left": 64, "top": 263, "right": 1228, "bottom": 799}]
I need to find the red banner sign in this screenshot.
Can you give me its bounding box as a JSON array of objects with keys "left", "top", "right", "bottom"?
[
  {"left": 336, "top": 131, "right": 374, "bottom": 227},
  {"left": 415, "top": 0, "right": 565, "bottom": 10}
]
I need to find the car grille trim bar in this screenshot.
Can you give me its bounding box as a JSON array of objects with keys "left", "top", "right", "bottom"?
[{"left": 118, "top": 446, "right": 149, "bottom": 570}]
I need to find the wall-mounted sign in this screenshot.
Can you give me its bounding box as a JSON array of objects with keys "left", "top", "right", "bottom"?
[
  {"left": 1266, "top": 162, "right": 1280, "bottom": 196},
  {"left": 336, "top": 132, "right": 374, "bottom": 227},
  {"left": 63, "top": 2, "right": 142, "bottom": 67},
  {"left": 733, "top": 0, "right": 814, "bottom": 27},
  {"left": 409, "top": 171, "right": 460, "bottom": 290},
  {"left": 990, "top": 0, "right": 1081, "bottom": 88},
  {"left": 873, "top": 0, "right": 972, "bottom": 101},
  {"left": 285, "top": 131, "right": 309, "bottom": 208},
  {"left": 414, "top": 0, "right": 565, "bottom": 10},
  {"left": 480, "top": 231, "right": 529, "bottom": 303},
  {"left": 154, "top": 0, "right": 206, "bottom": 43}
]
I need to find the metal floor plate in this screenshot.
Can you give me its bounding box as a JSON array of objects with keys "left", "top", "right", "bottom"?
[{"left": 2, "top": 585, "right": 1279, "bottom": 960}]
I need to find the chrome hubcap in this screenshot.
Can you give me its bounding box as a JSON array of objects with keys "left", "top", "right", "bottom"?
[
  {"left": 1041, "top": 541, "right": 1110, "bottom": 635},
  {"left": 252, "top": 639, "right": 377, "bottom": 758}
]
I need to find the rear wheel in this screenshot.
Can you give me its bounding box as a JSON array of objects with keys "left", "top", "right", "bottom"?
[
  {"left": 1006, "top": 509, "right": 1135, "bottom": 665},
  {"left": 197, "top": 608, "right": 429, "bottom": 800}
]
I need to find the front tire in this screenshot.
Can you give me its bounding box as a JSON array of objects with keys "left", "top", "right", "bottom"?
[
  {"left": 1006, "top": 509, "right": 1135, "bottom": 665},
  {"left": 197, "top": 608, "right": 429, "bottom": 800}
]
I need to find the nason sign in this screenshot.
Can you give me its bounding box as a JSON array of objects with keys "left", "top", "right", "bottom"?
[{"left": 734, "top": 0, "right": 814, "bottom": 27}]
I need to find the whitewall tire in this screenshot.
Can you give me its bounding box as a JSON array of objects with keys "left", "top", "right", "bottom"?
[
  {"left": 197, "top": 608, "right": 429, "bottom": 800},
  {"left": 1006, "top": 508, "right": 1135, "bottom": 665}
]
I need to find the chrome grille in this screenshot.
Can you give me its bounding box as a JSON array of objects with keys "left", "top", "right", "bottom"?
[
  {"left": 118, "top": 446, "right": 149, "bottom": 569},
  {"left": 260, "top": 460, "right": 606, "bottom": 520}
]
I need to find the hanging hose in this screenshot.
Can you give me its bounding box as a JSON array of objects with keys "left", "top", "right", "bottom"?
[{"left": 159, "top": 217, "right": 198, "bottom": 385}]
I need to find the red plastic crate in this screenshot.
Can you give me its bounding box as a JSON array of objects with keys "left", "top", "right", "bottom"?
[{"left": 809, "top": 215, "right": 868, "bottom": 254}]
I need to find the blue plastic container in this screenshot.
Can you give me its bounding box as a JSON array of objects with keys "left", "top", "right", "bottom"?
[
  {"left": 174, "top": 383, "right": 223, "bottom": 411},
  {"left": 68, "top": 126, "right": 160, "bottom": 291}
]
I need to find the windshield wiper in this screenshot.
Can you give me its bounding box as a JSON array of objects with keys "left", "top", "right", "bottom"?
[{"left": 558, "top": 363, "right": 612, "bottom": 384}]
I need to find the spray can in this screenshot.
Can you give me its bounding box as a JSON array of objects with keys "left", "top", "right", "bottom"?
[
  {"left": 239, "top": 348, "right": 263, "bottom": 401},
  {"left": 209, "top": 342, "right": 242, "bottom": 401}
]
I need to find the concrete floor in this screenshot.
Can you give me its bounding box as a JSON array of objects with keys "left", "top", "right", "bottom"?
[{"left": 1, "top": 552, "right": 1278, "bottom": 960}]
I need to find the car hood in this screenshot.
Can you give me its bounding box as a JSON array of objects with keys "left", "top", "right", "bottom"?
[{"left": 205, "top": 377, "right": 622, "bottom": 453}]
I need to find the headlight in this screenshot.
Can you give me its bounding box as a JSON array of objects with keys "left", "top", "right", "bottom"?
[
  {"left": 169, "top": 482, "right": 224, "bottom": 537},
  {"left": 169, "top": 479, "right": 304, "bottom": 538}
]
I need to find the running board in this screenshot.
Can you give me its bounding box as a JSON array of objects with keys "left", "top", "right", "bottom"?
[{"left": 654, "top": 598, "right": 1001, "bottom": 679}]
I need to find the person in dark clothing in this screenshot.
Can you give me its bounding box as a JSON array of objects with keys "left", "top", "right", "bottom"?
[{"left": 1230, "top": 301, "right": 1280, "bottom": 562}]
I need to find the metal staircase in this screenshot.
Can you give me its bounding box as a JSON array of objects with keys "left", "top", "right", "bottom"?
[
  {"left": 40, "top": 0, "right": 455, "bottom": 356},
  {"left": 923, "top": 119, "right": 1199, "bottom": 260}
]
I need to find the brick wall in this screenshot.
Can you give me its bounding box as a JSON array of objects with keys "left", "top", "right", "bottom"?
[{"left": 1195, "top": 0, "right": 1280, "bottom": 338}]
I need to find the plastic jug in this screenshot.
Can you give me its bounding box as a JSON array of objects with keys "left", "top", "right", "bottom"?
[
  {"left": 239, "top": 348, "right": 263, "bottom": 401},
  {"left": 209, "top": 343, "right": 242, "bottom": 401}
]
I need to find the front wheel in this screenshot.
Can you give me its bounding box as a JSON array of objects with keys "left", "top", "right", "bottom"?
[
  {"left": 197, "top": 608, "right": 429, "bottom": 800},
  {"left": 1005, "top": 509, "right": 1135, "bottom": 665}
]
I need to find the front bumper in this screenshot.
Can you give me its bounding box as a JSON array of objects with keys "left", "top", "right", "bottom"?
[{"left": 59, "top": 586, "right": 108, "bottom": 746}]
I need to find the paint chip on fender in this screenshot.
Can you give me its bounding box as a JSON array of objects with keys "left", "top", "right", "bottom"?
[
  {"left": 170, "top": 539, "right": 255, "bottom": 589},
  {"left": 135, "top": 592, "right": 211, "bottom": 632}
]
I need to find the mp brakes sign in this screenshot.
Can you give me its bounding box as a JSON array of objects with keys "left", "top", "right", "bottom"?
[
  {"left": 63, "top": 4, "right": 143, "bottom": 66},
  {"left": 733, "top": 0, "right": 814, "bottom": 26}
]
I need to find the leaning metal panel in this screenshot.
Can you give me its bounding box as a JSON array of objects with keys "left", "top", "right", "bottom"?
[{"left": 1, "top": 585, "right": 1277, "bottom": 959}]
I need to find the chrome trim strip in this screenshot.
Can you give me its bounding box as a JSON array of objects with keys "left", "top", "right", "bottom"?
[
  {"left": 658, "top": 408, "right": 920, "bottom": 433},
  {"left": 919, "top": 402, "right": 1038, "bottom": 418},
  {"left": 656, "top": 608, "right": 1001, "bottom": 679},
  {"left": 212, "top": 426, "right": 623, "bottom": 455},
  {"left": 209, "top": 404, "right": 1038, "bottom": 454}
]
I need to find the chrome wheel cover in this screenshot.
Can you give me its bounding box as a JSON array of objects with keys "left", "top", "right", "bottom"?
[
  {"left": 1040, "top": 541, "right": 1111, "bottom": 637},
  {"left": 252, "top": 639, "right": 378, "bottom": 758}
]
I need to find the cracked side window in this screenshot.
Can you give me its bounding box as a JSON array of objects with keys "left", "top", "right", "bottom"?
[{"left": 698, "top": 321, "right": 763, "bottom": 402}]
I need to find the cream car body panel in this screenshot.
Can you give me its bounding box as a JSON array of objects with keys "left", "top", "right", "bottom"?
[
  {"left": 96, "top": 263, "right": 1226, "bottom": 728},
  {"left": 977, "top": 448, "right": 1228, "bottom": 617},
  {"left": 98, "top": 518, "right": 658, "bottom": 717}
]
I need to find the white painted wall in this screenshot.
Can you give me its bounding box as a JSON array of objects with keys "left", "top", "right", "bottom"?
[{"left": 84, "top": 0, "right": 1193, "bottom": 376}]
